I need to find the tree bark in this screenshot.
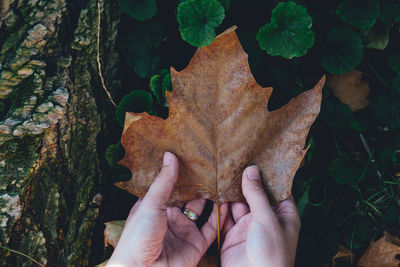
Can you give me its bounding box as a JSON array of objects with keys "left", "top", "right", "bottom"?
[{"left": 0, "top": 0, "right": 120, "bottom": 265}]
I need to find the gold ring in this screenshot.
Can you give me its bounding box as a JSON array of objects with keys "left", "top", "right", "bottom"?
[{"left": 183, "top": 207, "right": 199, "bottom": 222}]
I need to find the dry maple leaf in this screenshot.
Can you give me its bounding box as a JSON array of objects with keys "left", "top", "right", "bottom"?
[
  {"left": 327, "top": 70, "right": 370, "bottom": 111},
  {"left": 104, "top": 220, "right": 125, "bottom": 248},
  {"left": 357, "top": 231, "right": 400, "bottom": 267},
  {"left": 117, "top": 26, "right": 324, "bottom": 205},
  {"left": 332, "top": 245, "right": 355, "bottom": 266}
]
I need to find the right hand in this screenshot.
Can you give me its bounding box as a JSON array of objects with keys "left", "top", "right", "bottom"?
[{"left": 220, "top": 165, "right": 301, "bottom": 267}]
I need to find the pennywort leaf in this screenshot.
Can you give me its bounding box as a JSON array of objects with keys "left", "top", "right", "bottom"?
[
  {"left": 388, "top": 52, "right": 400, "bottom": 74},
  {"left": 177, "top": 0, "right": 225, "bottom": 47},
  {"left": 329, "top": 158, "right": 365, "bottom": 185},
  {"left": 322, "top": 27, "right": 363, "bottom": 74},
  {"left": 117, "top": 0, "right": 157, "bottom": 21},
  {"left": 150, "top": 69, "right": 172, "bottom": 107},
  {"left": 373, "top": 94, "right": 400, "bottom": 129},
  {"left": 336, "top": 0, "right": 380, "bottom": 29},
  {"left": 380, "top": 2, "right": 400, "bottom": 27},
  {"left": 124, "top": 22, "right": 167, "bottom": 78},
  {"left": 256, "top": 1, "right": 314, "bottom": 59},
  {"left": 106, "top": 142, "right": 125, "bottom": 169},
  {"left": 115, "top": 91, "right": 153, "bottom": 126},
  {"left": 364, "top": 22, "right": 389, "bottom": 50}
]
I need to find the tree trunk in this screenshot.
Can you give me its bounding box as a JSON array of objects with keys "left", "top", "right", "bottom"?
[{"left": 0, "top": 0, "right": 120, "bottom": 265}]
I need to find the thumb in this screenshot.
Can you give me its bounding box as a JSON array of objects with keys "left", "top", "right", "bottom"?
[
  {"left": 141, "top": 151, "right": 179, "bottom": 210},
  {"left": 242, "top": 165, "right": 273, "bottom": 220}
]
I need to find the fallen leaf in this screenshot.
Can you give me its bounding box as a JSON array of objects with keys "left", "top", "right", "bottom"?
[
  {"left": 117, "top": 26, "right": 324, "bottom": 205},
  {"left": 96, "top": 260, "right": 108, "bottom": 267},
  {"left": 327, "top": 70, "right": 370, "bottom": 111},
  {"left": 104, "top": 220, "right": 125, "bottom": 248},
  {"left": 332, "top": 245, "right": 355, "bottom": 266},
  {"left": 357, "top": 231, "right": 400, "bottom": 267}
]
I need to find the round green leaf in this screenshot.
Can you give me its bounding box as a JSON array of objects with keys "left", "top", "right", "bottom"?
[
  {"left": 117, "top": 0, "right": 157, "bottom": 21},
  {"left": 321, "top": 97, "right": 354, "bottom": 132},
  {"left": 124, "top": 22, "right": 167, "bottom": 78},
  {"left": 150, "top": 69, "right": 171, "bottom": 107},
  {"left": 392, "top": 75, "right": 400, "bottom": 96},
  {"left": 257, "top": 1, "right": 314, "bottom": 59},
  {"left": 380, "top": 3, "right": 400, "bottom": 27},
  {"left": 373, "top": 94, "right": 400, "bottom": 129},
  {"left": 364, "top": 22, "right": 389, "bottom": 50},
  {"left": 329, "top": 158, "right": 365, "bottom": 185},
  {"left": 336, "top": 0, "right": 380, "bottom": 29},
  {"left": 177, "top": 0, "right": 225, "bottom": 47},
  {"left": 322, "top": 27, "right": 363, "bottom": 74},
  {"left": 389, "top": 52, "right": 400, "bottom": 74},
  {"left": 352, "top": 110, "right": 370, "bottom": 132},
  {"left": 105, "top": 142, "right": 125, "bottom": 169},
  {"left": 115, "top": 91, "right": 154, "bottom": 126}
]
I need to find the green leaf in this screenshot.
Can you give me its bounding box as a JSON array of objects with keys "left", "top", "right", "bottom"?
[
  {"left": 364, "top": 22, "right": 389, "bottom": 50},
  {"left": 329, "top": 158, "right": 365, "bottom": 185},
  {"left": 372, "top": 94, "right": 400, "bottom": 129},
  {"left": 218, "top": 0, "right": 230, "bottom": 11},
  {"left": 380, "top": 3, "right": 400, "bottom": 27},
  {"left": 336, "top": 0, "right": 380, "bottom": 29},
  {"left": 256, "top": 1, "right": 314, "bottom": 59},
  {"left": 149, "top": 69, "right": 172, "bottom": 107},
  {"left": 322, "top": 27, "right": 363, "bottom": 74},
  {"left": 115, "top": 90, "right": 154, "bottom": 126},
  {"left": 392, "top": 75, "right": 400, "bottom": 96},
  {"left": 177, "top": 0, "right": 225, "bottom": 47},
  {"left": 321, "top": 96, "right": 354, "bottom": 132},
  {"left": 124, "top": 22, "right": 167, "bottom": 78},
  {"left": 297, "top": 186, "right": 310, "bottom": 218},
  {"left": 105, "top": 142, "right": 125, "bottom": 169},
  {"left": 117, "top": 0, "right": 157, "bottom": 21},
  {"left": 388, "top": 52, "right": 400, "bottom": 74},
  {"left": 346, "top": 227, "right": 370, "bottom": 249},
  {"left": 352, "top": 110, "right": 371, "bottom": 132}
]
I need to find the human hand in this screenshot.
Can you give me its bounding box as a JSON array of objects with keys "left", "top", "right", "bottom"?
[
  {"left": 221, "top": 166, "right": 301, "bottom": 267},
  {"left": 106, "top": 152, "right": 228, "bottom": 267}
]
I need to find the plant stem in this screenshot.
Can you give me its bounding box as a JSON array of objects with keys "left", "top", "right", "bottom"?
[
  {"left": 216, "top": 202, "right": 221, "bottom": 252},
  {"left": 0, "top": 246, "right": 45, "bottom": 267},
  {"left": 365, "top": 61, "right": 388, "bottom": 87}
]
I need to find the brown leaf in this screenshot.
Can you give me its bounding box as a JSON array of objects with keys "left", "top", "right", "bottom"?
[
  {"left": 104, "top": 220, "right": 125, "bottom": 248},
  {"left": 327, "top": 70, "right": 370, "bottom": 111},
  {"left": 332, "top": 245, "right": 355, "bottom": 266},
  {"left": 96, "top": 260, "right": 108, "bottom": 267},
  {"left": 117, "top": 27, "right": 324, "bottom": 205},
  {"left": 357, "top": 231, "right": 400, "bottom": 267}
]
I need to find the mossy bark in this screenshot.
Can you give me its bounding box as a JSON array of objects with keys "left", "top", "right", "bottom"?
[{"left": 0, "top": 0, "right": 120, "bottom": 265}]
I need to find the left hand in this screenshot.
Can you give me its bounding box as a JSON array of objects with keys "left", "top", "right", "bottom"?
[{"left": 106, "top": 151, "right": 228, "bottom": 267}]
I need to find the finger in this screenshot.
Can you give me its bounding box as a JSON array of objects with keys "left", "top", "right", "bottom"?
[
  {"left": 184, "top": 198, "right": 206, "bottom": 219},
  {"left": 200, "top": 202, "right": 228, "bottom": 247},
  {"left": 274, "top": 195, "right": 301, "bottom": 238},
  {"left": 231, "top": 202, "right": 250, "bottom": 223},
  {"left": 141, "top": 152, "right": 179, "bottom": 211},
  {"left": 221, "top": 205, "right": 235, "bottom": 239},
  {"left": 241, "top": 165, "right": 274, "bottom": 221},
  {"left": 127, "top": 199, "right": 142, "bottom": 221}
]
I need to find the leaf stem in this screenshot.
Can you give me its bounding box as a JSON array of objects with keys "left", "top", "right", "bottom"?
[{"left": 216, "top": 202, "right": 220, "bottom": 252}]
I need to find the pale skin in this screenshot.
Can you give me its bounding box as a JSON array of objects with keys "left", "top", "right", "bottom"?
[{"left": 107, "top": 152, "right": 300, "bottom": 267}]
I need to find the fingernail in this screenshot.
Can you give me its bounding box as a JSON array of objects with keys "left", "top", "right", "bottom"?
[
  {"left": 246, "top": 165, "right": 260, "bottom": 180},
  {"left": 163, "top": 151, "right": 172, "bottom": 166}
]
